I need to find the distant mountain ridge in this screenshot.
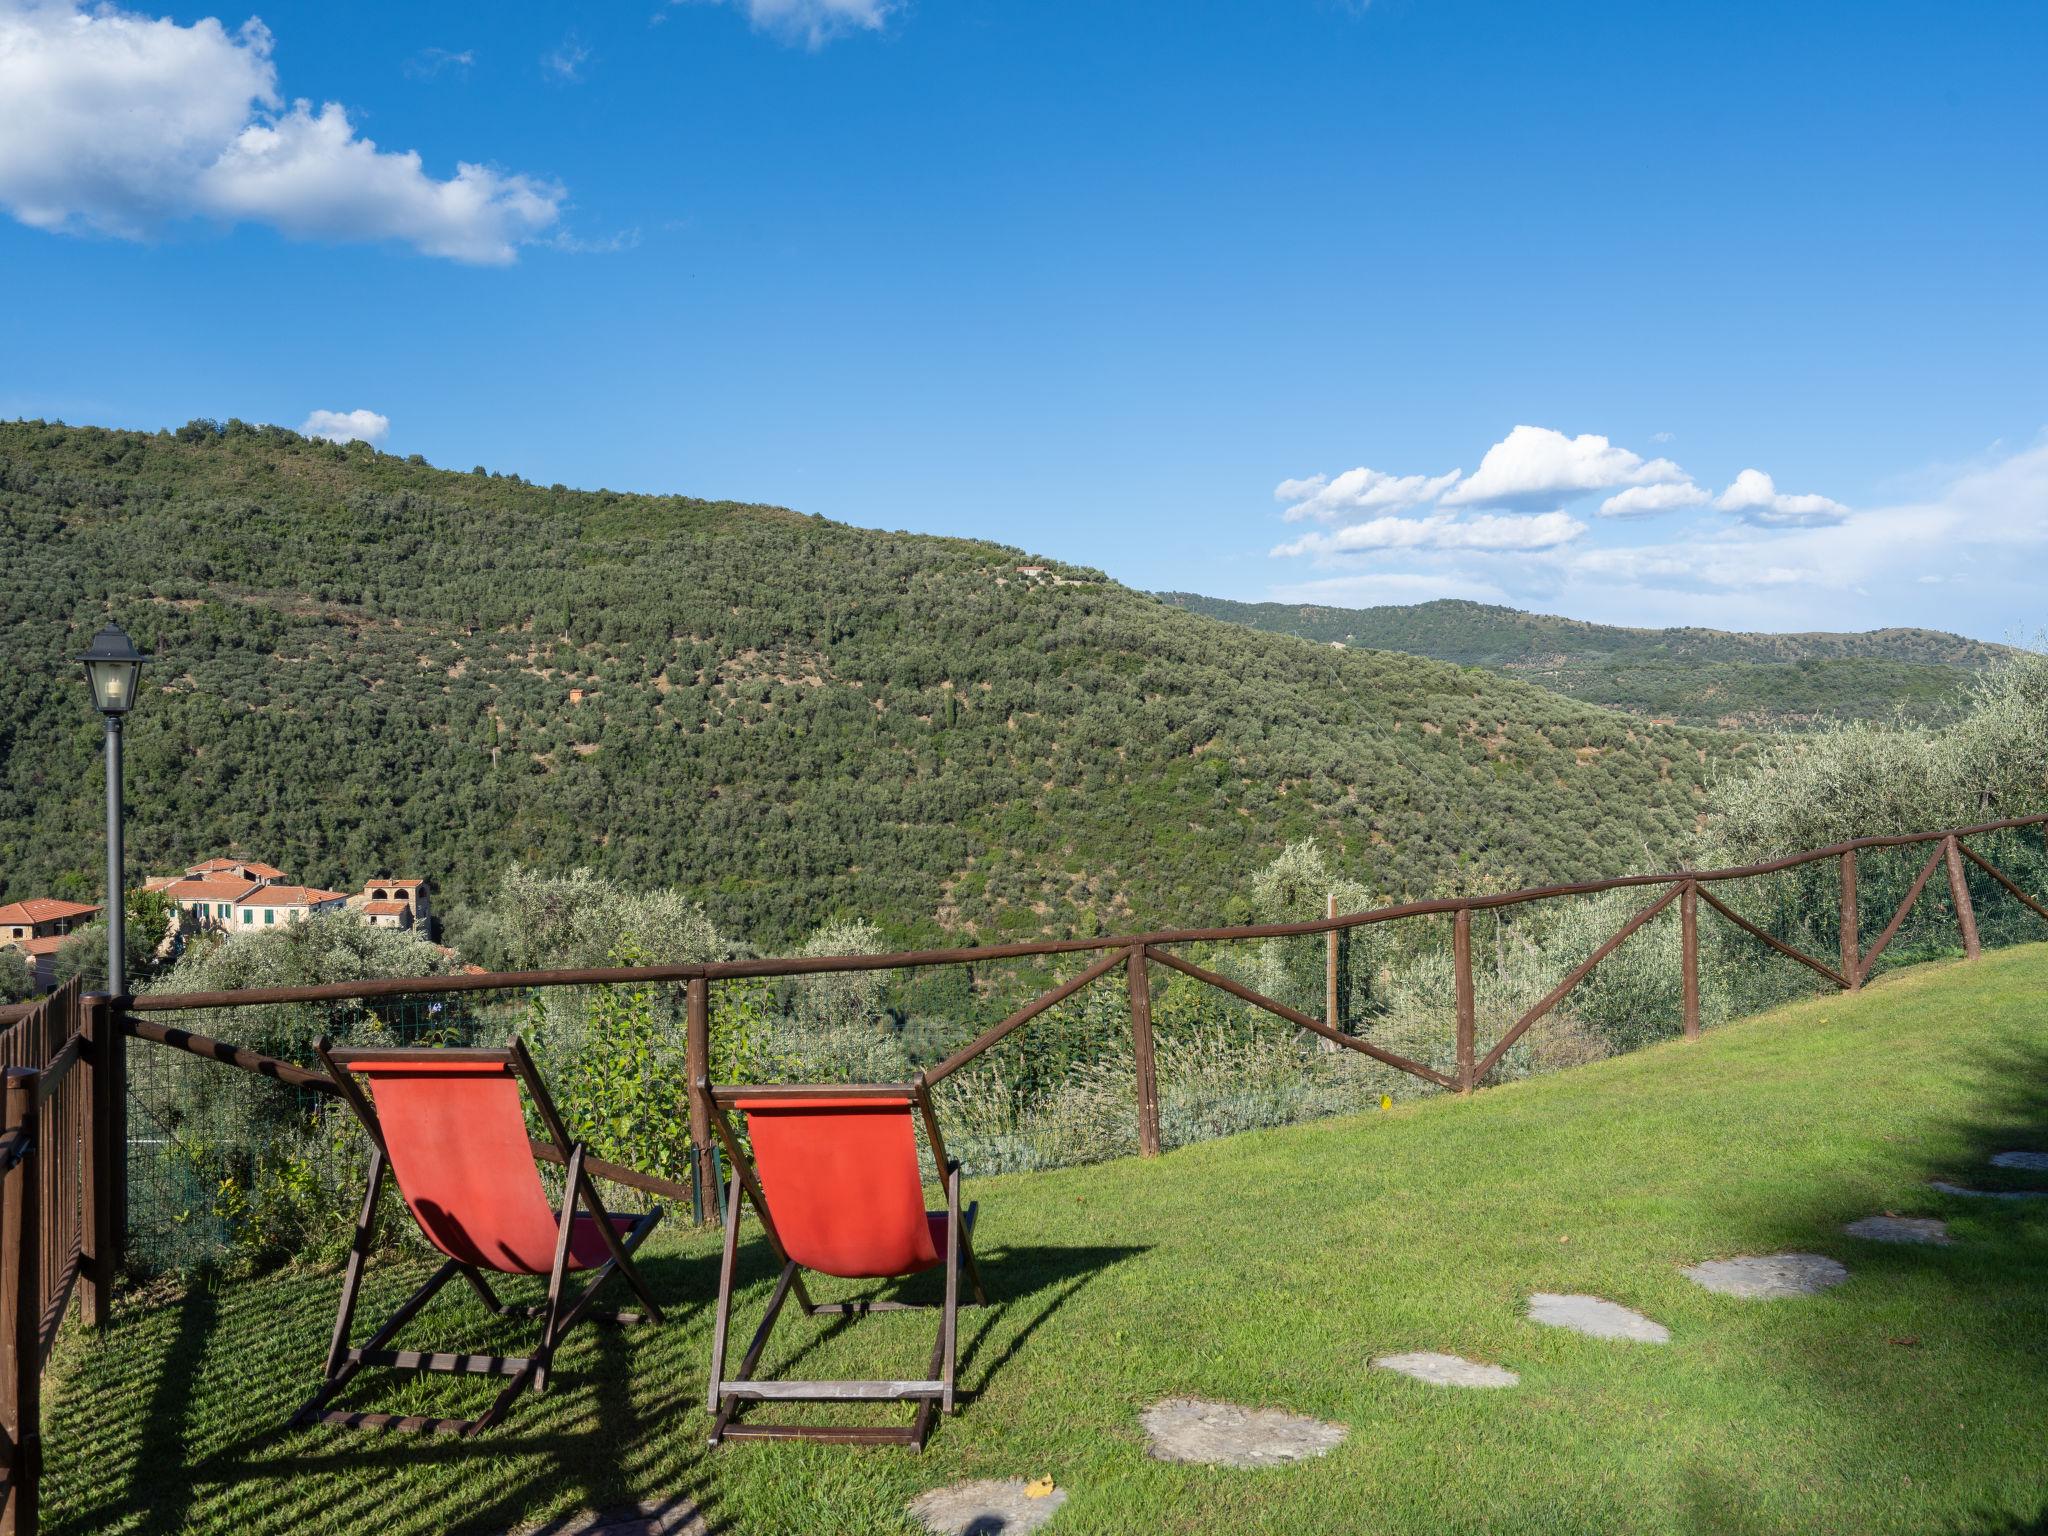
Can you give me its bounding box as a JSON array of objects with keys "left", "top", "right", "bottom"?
[{"left": 1156, "top": 595, "right": 2009, "bottom": 729}]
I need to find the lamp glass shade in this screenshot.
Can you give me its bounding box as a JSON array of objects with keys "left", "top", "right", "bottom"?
[
  {"left": 88, "top": 658, "right": 141, "bottom": 714},
  {"left": 77, "top": 623, "right": 150, "bottom": 717}
]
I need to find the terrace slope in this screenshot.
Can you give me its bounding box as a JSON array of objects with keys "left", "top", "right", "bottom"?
[{"left": 2, "top": 420, "right": 1738, "bottom": 944}]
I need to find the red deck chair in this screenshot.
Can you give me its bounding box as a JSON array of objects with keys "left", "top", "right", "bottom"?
[
  {"left": 703, "top": 1079, "right": 988, "bottom": 1450},
  {"left": 293, "top": 1039, "right": 666, "bottom": 1437}
]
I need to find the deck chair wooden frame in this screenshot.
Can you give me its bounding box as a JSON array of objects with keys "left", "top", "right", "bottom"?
[
  {"left": 702, "top": 1078, "right": 988, "bottom": 1450},
  {"left": 293, "top": 1038, "right": 666, "bottom": 1437}
]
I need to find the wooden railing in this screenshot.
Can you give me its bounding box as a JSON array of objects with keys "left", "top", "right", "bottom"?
[
  {"left": 117, "top": 812, "right": 2048, "bottom": 1219},
  {"left": 0, "top": 980, "right": 110, "bottom": 1536}
]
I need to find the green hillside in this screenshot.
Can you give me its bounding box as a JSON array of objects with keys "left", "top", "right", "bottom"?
[
  {"left": 2, "top": 420, "right": 1739, "bottom": 947},
  {"left": 1159, "top": 593, "right": 2006, "bottom": 729},
  {"left": 47, "top": 945, "right": 2048, "bottom": 1535}
]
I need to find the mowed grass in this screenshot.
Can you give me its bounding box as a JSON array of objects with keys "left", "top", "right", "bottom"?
[{"left": 44, "top": 945, "right": 2048, "bottom": 1535}]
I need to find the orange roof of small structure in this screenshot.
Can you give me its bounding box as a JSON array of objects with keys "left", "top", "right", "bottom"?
[
  {"left": 19, "top": 936, "right": 70, "bottom": 956},
  {"left": 239, "top": 886, "right": 348, "bottom": 908},
  {"left": 0, "top": 898, "right": 100, "bottom": 927},
  {"left": 361, "top": 900, "right": 412, "bottom": 917}
]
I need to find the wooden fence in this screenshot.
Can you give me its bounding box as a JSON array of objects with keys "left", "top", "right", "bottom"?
[
  {"left": 0, "top": 980, "right": 111, "bottom": 1536},
  {"left": 117, "top": 811, "right": 2048, "bottom": 1226}
]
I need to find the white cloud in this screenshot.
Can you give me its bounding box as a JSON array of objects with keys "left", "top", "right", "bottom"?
[
  {"left": 1257, "top": 423, "right": 2048, "bottom": 634},
  {"left": 1273, "top": 510, "right": 1585, "bottom": 558},
  {"left": 1440, "top": 425, "right": 1688, "bottom": 508},
  {"left": 299, "top": 408, "right": 389, "bottom": 445},
  {"left": 0, "top": 0, "right": 562, "bottom": 262},
  {"left": 1274, "top": 466, "right": 1463, "bottom": 523},
  {"left": 1650, "top": 430, "right": 1675, "bottom": 444},
  {"left": 1714, "top": 468, "right": 1849, "bottom": 527},
  {"left": 541, "top": 34, "right": 591, "bottom": 83},
  {"left": 1599, "top": 481, "right": 1710, "bottom": 517},
  {"left": 1541, "top": 437, "right": 2048, "bottom": 622},
  {"left": 674, "top": 0, "right": 895, "bottom": 48}
]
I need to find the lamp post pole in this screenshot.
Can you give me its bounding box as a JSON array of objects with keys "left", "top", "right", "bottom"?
[
  {"left": 77, "top": 620, "right": 149, "bottom": 1293},
  {"left": 102, "top": 712, "right": 125, "bottom": 998},
  {"left": 76, "top": 622, "right": 149, "bottom": 996}
]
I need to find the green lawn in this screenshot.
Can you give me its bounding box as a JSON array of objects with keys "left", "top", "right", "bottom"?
[{"left": 46, "top": 946, "right": 2048, "bottom": 1535}]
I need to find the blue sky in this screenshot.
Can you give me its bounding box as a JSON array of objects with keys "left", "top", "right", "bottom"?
[{"left": 2, "top": 0, "right": 2043, "bottom": 639}]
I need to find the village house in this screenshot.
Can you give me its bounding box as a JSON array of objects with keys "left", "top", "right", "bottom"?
[
  {"left": 142, "top": 859, "right": 432, "bottom": 938},
  {"left": 351, "top": 877, "right": 434, "bottom": 935},
  {"left": 0, "top": 897, "right": 101, "bottom": 990},
  {"left": 145, "top": 859, "right": 349, "bottom": 933}
]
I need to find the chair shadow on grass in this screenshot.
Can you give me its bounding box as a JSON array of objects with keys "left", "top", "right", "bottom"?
[
  {"left": 44, "top": 1231, "right": 1145, "bottom": 1536},
  {"left": 1672, "top": 1034, "right": 2048, "bottom": 1536},
  {"left": 730, "top": 1238, "right": 1150, "bottom": 1406}
]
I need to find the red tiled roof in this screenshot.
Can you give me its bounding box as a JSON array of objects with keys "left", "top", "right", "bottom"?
[
  {"left": 239, "top": 886, "right": 348, "bottom": 908},
  {"left": 0, "top": 898, "right": 99, "bottom": 926},
  {"left": 19, "top": 936, "right": 70, "bottom": 956},
  {"left": 361, "top": 901, "right": 411, "bottom": 917},
  {"left": 186, "top": 858, "right": 287, "bottom": 879},
  {"left": 156, "top": 878, "right": 262, "bottom": 902}
]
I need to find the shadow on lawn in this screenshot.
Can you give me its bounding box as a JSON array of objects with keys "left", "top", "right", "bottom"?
[
  {"left": 1674, "top": 1035, "right": 2048, "bottom": 1536},
  {"left": 45, "top": 1234, "right": 1143, "bottom": 1536}
]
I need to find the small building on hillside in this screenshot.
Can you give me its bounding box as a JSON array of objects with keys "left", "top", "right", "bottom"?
[
  {"left": 353, "top": 878, "right": 433, "bottom": 936},
  {"left": 144, "top": 858, "right": 432, "bottom": 942},
  {"left": 0, "top": 898, "right": 101, "bottom": 990},
  {"left": 1, "top": 897, "right": 100, "bottom": 946},
  {"left": 146, "top": 858, "right": 344, "bottom": 934}
]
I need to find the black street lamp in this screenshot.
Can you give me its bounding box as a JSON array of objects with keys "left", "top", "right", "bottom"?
[{"left": 76, "top": 623, "right": 150, "bottom": 995}]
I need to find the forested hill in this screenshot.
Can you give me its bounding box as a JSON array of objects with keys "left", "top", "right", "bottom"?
[
  {"left": 1158, "top": 594, "right": 2006, "bottom": 729},
  {"left": 4, "top": 420, "right": 1741, "bottom": 948}
]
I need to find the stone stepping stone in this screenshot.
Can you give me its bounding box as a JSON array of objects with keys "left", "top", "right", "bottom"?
[
  {"left": 1682, "top": 1253, "right": 1848, "bottom": 1298},
  {"left": 1140, "top": 1397, "right": 1347, "bottom": 1466},
  {"left": 911, "top": 1480, "right": 1067, "bottom": 1535},
  {"left": 1526, "top": 1292, "right": 1669, "bottom": 1342},
  {"left": 1844, "top": 1215, "right": 1951, "bottom": 1245},
  {"left": 1371, "top": 1352, "right": 1519, "bottom": 1388},
  {"left": 1990, "top": 1151, "right": 2048, "bottom": 1171},
  {"left": 1930, "top": 1180, "right": 2048, "bottom": 1200}
]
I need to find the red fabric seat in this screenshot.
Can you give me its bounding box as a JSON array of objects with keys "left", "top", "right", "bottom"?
[
  {"left": 734, "top": 1096, "right": 941, "bottom": 1279},
  {"left": 359, "top": 1058, "right": 623, "bottom": 1275},
  {"left": 301, "top": 1039, "right": 669, "bottom": 1441}
]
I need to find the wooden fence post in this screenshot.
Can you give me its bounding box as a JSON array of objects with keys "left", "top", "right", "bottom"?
[
  {"left": 1325, "top": 892, "right": 1341, "bottom": 1036},
  {"left": 685, "top": 978, "right": 718, "bottom": 1225},
  {"left": 80, "top": 995, "right": 112, "bottom": 1330},
  {"left": 1944, "top": 836, "right": 1981, "bottom": 960},
  {"left": 1839, "top": 850, "right": 1861, "bottom": 992},
  {"left": 1127, "top": 946, "right": 1160, "bottom": 1157},
  {"left": 2, "top": 1068, "right": 40, "bottom": 1536},
  {"left": 1453, "top": 907, "right": 1475, "bottom": 1093},
  {"left": 1681, "top": 880, "right": 1700, "bottom": 1040}
]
